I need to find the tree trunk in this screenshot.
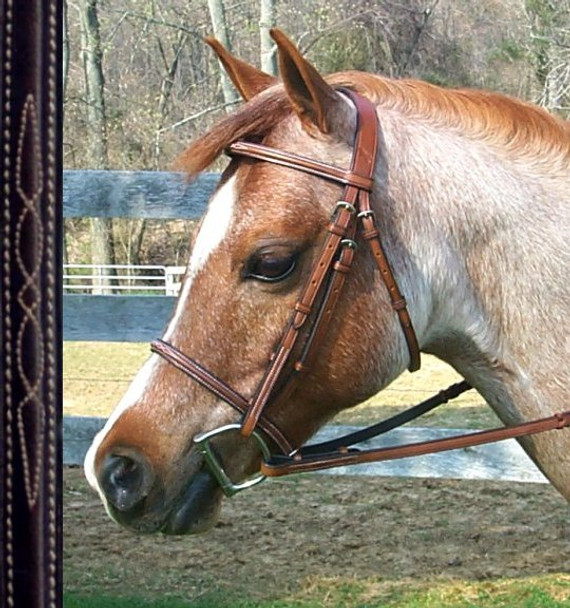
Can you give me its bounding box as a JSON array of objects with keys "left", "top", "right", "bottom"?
[
  {"left": 79, "top": 0, "right": 108, "bottom": 167},
  {"left": 260, "top": 0, "right": 277, "bottom": 76},
  {"left": 153, "top": 30, "right": 187, "bottom": 167},
  {"left": 79, "top": 0, "right": 116, "bottom": 293},
  {"left": 207, "top": 0, "right": 239, "bottom": 108}
]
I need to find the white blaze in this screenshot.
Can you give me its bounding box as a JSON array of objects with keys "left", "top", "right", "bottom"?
[{"left": 163, "top": 175, "right": 237, "bottom": 340}]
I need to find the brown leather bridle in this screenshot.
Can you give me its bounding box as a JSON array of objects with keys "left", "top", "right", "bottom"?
[{"left": 151, "top": 89, "right": 570, "bottom": 496}]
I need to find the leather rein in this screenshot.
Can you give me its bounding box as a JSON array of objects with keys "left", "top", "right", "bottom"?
[{"left": 151, "top": 89, "right": 570, "bottom": 496}]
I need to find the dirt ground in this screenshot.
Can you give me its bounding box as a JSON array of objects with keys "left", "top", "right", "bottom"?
[{"left": 64, "top": 466, "right": 570, "bottom": 602}]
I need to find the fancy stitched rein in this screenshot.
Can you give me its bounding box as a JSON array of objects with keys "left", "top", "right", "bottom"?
[{"left": 151, "top": 89, "right": 570, "bottom": 496}]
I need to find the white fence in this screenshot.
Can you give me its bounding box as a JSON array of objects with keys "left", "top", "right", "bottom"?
[{"left": 63, "top": 263, "right": 186, "bottom": 296}]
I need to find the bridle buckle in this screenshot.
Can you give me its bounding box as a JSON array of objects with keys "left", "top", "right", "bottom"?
[
  {"left": 335, "top": 200, "right": 357, "bottom": 214},
  {"left": 193, "top": 423, "right": 272, "bottom": 497}
]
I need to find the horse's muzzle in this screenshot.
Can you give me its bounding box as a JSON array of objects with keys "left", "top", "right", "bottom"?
[
  {"left": 99, "top": 447, "right": 155, "bottom": 514},
  {"left": 95, "top": 444, "right": 224, "bottom": 535}
]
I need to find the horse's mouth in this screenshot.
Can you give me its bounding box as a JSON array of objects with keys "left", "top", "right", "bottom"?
[
  {"left": 97, "top": 432, "right": 259, "bottom": 535},
  {"left": 160, "top": 468, "right": 224, "bottom": 535},
  {"left": 101, "top": 464, "right": 224, "bottom": 536}
]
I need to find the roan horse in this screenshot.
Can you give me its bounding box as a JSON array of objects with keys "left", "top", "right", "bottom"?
[{"left": 85, "top": 29, "right": 570, "bottom": 535}]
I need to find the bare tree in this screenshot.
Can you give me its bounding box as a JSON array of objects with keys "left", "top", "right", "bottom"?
[
  {"left": 207, "top": 0, "right": 239, "bottom": 107},
  {"left": 63, "top": 0, "right": 70, "bottom": 101},
  {"left": 124, "top": 26, "right": 189, "bottom": 269},
  {"left": 63, "top": 0, "right": 70, "bottom": 265},
  {"left": 260, "top": 0, "right": 277, "bottom": 75},
  {"left": 79, "top": 0, "right": 116, "bottom": 291},
  {"left": 524, "top": 0, "right": 570, "bottom": 117},
  {"left": 153, "top": 30, "right": 188, "bottom": 166},
  {"left": 61, "top": 0, "right": 568, "bottom": 271},
  {"left": 396, "top": 0, "right": 440, "bottom": 76}
]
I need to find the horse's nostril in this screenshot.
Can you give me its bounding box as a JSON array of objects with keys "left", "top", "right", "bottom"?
[{"left": 99, "top": 449, "right": 154, "bottom": 513}]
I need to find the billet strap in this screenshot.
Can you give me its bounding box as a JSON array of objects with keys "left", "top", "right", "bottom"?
[
  {"left": 261, "top": 408, "right": 570, "bottom": 477},
  {"left": 357, "top": 191, "right": 421, "bottom": 372},
  {"left": 253, "top": 218, "right": 360, "bottom": 419},
  {"left": 239, "top": 201, "right": 358, "bottom": 438}
]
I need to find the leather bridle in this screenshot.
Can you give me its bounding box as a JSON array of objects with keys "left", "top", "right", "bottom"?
[{"left": 151, "top": 89, "right": 570, "bottom": 496}]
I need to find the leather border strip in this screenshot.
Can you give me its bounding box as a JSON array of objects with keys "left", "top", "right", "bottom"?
[{"left": 1, "top": 0, "right": 63, "bottom": 605}]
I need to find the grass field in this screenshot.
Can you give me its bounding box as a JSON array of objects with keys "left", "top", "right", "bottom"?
[
  {"left": 63, "top": 342, "right": 499, "bottom": 428},
  {"left": 64, "top": 575, "right": 570, "bottom": 608},
  {"left": 63, "top": 343, "right": 568, "bottom": 608}
]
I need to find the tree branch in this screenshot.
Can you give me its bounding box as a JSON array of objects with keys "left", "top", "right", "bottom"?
[{"left": 158, "top": 100, "right": 240, "bottom": 133}]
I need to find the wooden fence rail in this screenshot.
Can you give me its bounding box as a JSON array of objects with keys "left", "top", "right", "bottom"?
[
  {"left": 63, "top": 170, "right": 218, "bottom": 341},
  {"left": 63, "top": 169, "right": 218, "bottom": 219}
]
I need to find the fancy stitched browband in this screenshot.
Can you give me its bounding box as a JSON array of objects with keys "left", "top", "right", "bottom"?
[{"left": 151, "top": 89, "right": 570, "bottom": 496}]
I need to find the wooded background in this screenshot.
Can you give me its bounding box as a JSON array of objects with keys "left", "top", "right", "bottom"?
[{"left": 63, "top": 0, "right": 570, "bottom": 272}]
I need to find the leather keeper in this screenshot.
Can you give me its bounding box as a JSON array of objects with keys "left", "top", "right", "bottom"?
[
  {"left": 361, "top": 228, "right": 380, "bottom": 240},
  {"left": 292, "top": 313, "right": 308, "bottom": 330},
  {"left": 327, "top": 223, "right": 347, "bottom": 237},
  {"left": 556, "top": 412, "right": 569, "bottom": 429},
  {"left": 391, "top": 297, "right": 408, "bottom": 311},
  {"left": 333, "top": 261, "right": 353, "bottom": 274},
  {"left": 294, "top": 302, "right": 311, "bottom": 315}
]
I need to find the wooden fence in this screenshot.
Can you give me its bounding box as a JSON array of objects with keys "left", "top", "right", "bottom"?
[
  {"left": 63, "top": 169, "right": 218, "bottom": 341},
  {"left": 62, "top": 169, "right": 547, "bottom": 484}
]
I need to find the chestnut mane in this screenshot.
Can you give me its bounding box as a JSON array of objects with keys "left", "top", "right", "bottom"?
[{"left": 176, "top": 72, "right": 570, "bottom": 179}]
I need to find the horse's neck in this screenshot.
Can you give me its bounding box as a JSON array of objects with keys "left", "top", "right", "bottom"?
[{"left": 377, "top": 115, "right": 570, "bottom": 422}]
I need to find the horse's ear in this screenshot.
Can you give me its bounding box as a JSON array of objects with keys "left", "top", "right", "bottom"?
[
  {"left": 205, "top": 37, "right": 277, "bottom": 101},
  {"left": 270, "top": 28, "right": 340, "bottom": 135}
]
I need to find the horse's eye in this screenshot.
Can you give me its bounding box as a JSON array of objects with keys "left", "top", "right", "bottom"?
[{"left": 244, "top": 252, "right": 297, "bottom": 283}]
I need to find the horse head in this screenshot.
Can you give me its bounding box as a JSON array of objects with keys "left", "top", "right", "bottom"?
[
  {"left": 84, "top": 30, "right": 417, "bottom": 534},
  {"left": 84, "top": 28, "right": 570, "bottom": 533}
]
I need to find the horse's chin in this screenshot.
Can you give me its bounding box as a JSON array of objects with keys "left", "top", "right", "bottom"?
[{"left": 160, "top": 469, "right": 224, "bottom": 535}]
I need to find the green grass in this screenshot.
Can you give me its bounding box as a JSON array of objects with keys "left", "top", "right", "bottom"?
[
  {"left": 63, "top": 342, "right": 499, "bottom": 428},
  {"left": 63, "top": 594, "right": 245, "bottom": 608},
  {"left": 63, "top": 576, "right": 570, "bottom": 608}
]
